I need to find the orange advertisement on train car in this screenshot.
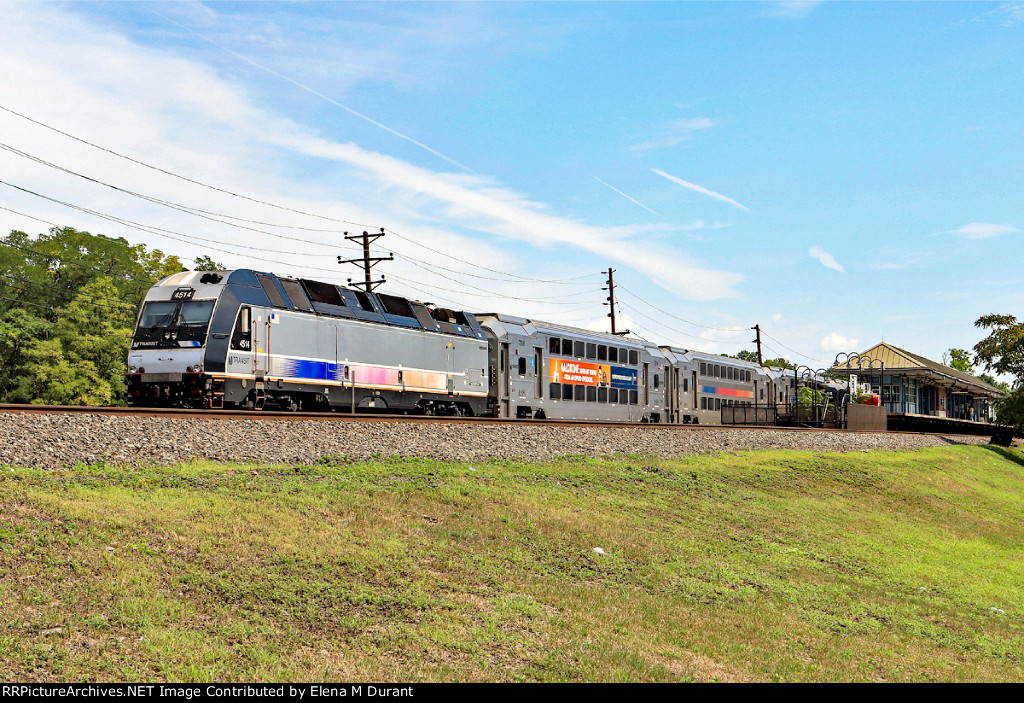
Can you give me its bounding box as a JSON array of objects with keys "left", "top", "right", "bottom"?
[{"left": 549, "top": 358, "right": 611, "bottom": 386}]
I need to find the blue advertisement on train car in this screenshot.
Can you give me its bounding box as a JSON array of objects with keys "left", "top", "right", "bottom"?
[{"left": 610, "top": 366, "right": 638, "bottom": 390}]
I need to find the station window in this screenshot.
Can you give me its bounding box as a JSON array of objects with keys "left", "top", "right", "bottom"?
[
  {"left": 562, "top": 339, "right": 574, "bottom": 356},
  {"left": 586, "top": 343, "right": 597, "bottom": 360},
  {"left": 609, "top": 388, "right": 619, "bottom": 404},
  {"left": 608, "top": 347, "right": 618, "bottom": 363},
  {"left": 586, "top": 386, "right": 597, "bottom": 402},
  {"left": 598, "top": 386, "right": 608, "bottom": 403},
  {"left": 574, "top": 341, "right": 585, "bottom": 358},
  {"left": 550, "top": 383, "right": 560, "bottom": 400},
  {"left": 562, "top": 384, "right": 574, "bottom": 401},
  {"left": 598, "top": 345, "right": 608, "bottom": 361},
  {"left": 629, "top": 390, "right": 639, "bottom": 405},
  {"left": 549, "top": 337, "right": 561, "bottom": 355},
  {"left": 575, "top": 385, "right": 586, "bottom": 402}
]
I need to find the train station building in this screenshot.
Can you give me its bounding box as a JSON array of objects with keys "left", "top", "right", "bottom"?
[{"left": 830, "top": 342, "right": 1005, "bottom": 422}]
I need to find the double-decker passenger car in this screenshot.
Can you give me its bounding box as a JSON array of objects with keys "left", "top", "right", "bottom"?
[{"left": 475, "top": 313, "right": 667, "bottom": 422}]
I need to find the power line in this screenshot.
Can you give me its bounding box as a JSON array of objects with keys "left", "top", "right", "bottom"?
[
  {"left": 614, "top": 283, "right": 748, "bottom": 332},
  {"left": 0, "top": 102, "right": 599, "bottom": 289},
  {"left": 0, "top": 103, "right": 375, "bottom": 228}
]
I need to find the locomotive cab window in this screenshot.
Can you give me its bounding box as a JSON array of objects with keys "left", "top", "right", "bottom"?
[
  {"left": 178, "top": 300, "right": 215, "bottom": 326},
  {"left": 230, "top": 306, "right": 252, "bottom": 351},
  {"left": 139, "top": 301, "right": 178, "bottom": 328}
]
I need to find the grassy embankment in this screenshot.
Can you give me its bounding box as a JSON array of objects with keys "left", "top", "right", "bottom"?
[{"left": 2, "top": 444, "right": 1024, "bottom": 682}]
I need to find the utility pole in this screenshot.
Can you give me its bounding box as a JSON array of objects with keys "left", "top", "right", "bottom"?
[
  {"left": 603, "top": 268, "right": 629, "bottom": 336},
  {"left": 752, "top": 324, "right": 763, "bottom": 366},
  {"left": 337, "top": 228, "right": 393, "bottom": 292}
]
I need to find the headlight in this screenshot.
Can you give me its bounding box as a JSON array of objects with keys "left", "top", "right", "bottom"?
[{"left": 128, "top": 366, "right": 137, "bottom": 373}]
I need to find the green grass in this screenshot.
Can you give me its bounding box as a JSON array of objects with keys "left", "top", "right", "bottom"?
[{"left": 2, "top": 445, "right": 1024, "bottom": 682}]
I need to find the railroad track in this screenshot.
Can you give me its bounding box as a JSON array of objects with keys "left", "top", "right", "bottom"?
[{"left": 0, "top": 403, "right": 979, "bottom": 436}]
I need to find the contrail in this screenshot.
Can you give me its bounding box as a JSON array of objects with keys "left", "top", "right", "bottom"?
[
  {"left": 650, "top": 168, "right": 749, "bottom": 211},
  {"left": 150, "top": 10, "right": 476, "bottom": 174},
  {"left": 593, "top": 177, "right": 661, "bottom": 217}
]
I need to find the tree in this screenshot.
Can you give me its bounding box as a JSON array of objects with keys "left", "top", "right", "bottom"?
[
  {"left": 763, "top": 357, "right": 795, "bottom": 370},
  {"left": 973, "top": 314, "right": 1024, "bottom": 433},
  {"left": 730, "top": 350, "right": 760, "bottom": 363},
  {"left": 192, "top": 255, "right": 225, "bottom": 271},
  {"left": 0, "top": 227, "right": 184, "bottom": 405},
  {"left": 945, "top": 348, "right": 974, "bottom": 374}
]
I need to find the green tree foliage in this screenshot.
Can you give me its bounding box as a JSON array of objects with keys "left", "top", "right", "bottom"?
[
  {"left": 724, "top": 350, "right": 761, "bottom": 363},
  {"left": 763, "top": 357, "right": 795, "bottom": 370},
  {"left": 973, "top": 314, "right": 1024, "bottom": 433},
  {"left": 192, "top": 255, "right": 225, "bottom": 271},
  {"left": 0, "top": 227, "right": 184, "bottom": 405},
  {"left": 945, "top": 348, "right": 975, "bottom": 374}
]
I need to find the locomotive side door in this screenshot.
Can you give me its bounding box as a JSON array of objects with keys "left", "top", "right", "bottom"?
[
  {"left": 446, "top": 342, "right": 456, "bottom": 395},
  {"left": 253, "top": 309, "right": 271, "bottom": 378},
  {"left": 499, "top": 342, "right": 510, "bottom": 417}
]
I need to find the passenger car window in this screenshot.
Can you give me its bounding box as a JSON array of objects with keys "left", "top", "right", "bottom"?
[{"left": 549, "top": 337, "right": 560, "bottom": 354}]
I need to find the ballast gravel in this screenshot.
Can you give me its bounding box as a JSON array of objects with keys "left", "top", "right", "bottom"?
[{"left": 0, "top": 412, "right": 993, "bottom": 469}]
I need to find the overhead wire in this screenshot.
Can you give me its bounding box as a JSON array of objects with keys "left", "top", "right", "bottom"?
[
  {"left": 614, "top": 282, "right": 748, "bottom": 332},
  {"left": 0, "top": 102, "right": 601, "bottom": 288}
]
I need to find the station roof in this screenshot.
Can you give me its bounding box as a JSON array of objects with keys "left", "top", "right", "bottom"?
[{"left": 830, "top": 342, "right": 1005, "bottom": 398}]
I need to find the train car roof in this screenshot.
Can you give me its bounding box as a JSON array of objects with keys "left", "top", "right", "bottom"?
[{"left": 476, "top": 312, "right": 648, "bottom": 347}]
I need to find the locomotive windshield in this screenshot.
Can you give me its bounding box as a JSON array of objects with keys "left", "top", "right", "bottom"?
[
  {"left": 139, "top": 300, "right": 215, "bottom": 328},
  {"left": 132, "top": 299, "right": 217, "bottom": 349},
  {"left": 140, "top": 301, "right": 178, "bottom": 328}
]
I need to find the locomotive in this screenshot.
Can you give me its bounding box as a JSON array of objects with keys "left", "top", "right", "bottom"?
[{"left": 125, "top": 269, "right": 798, "bottom": 424}]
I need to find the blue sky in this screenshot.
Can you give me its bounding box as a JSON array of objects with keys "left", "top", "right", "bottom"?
[{"left": 1, "top": 1, "right": 1021, "bottom": 370}]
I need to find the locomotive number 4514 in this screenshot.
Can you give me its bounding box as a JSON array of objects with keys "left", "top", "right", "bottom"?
[{"left": 171, "top": 287, "right": 195, "bottom": 300}]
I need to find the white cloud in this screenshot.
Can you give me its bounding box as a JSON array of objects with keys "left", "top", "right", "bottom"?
[
  {"left": 951, "top": 223, "right": 1020, "bottom": 240},
  {"left": 629, "top": 118, "right": 715, "bottom": 154},
  {"left": 771, "top": 313, "right": 783, "bottom": 323},
  {"left": 808, "top": 246, "right": 845, "bottom": 273},
  {"left": 772, "top": 2, "right": 824, "bottom": 18},
  {"left": 650, "top": 169, "right": 749, "bottom": 212},
  {"left": 821, "top": 333, "right": 858, "bottom": 353},
  {"left": 0, "top": 1, "right": 745, "bottom": 305}
]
